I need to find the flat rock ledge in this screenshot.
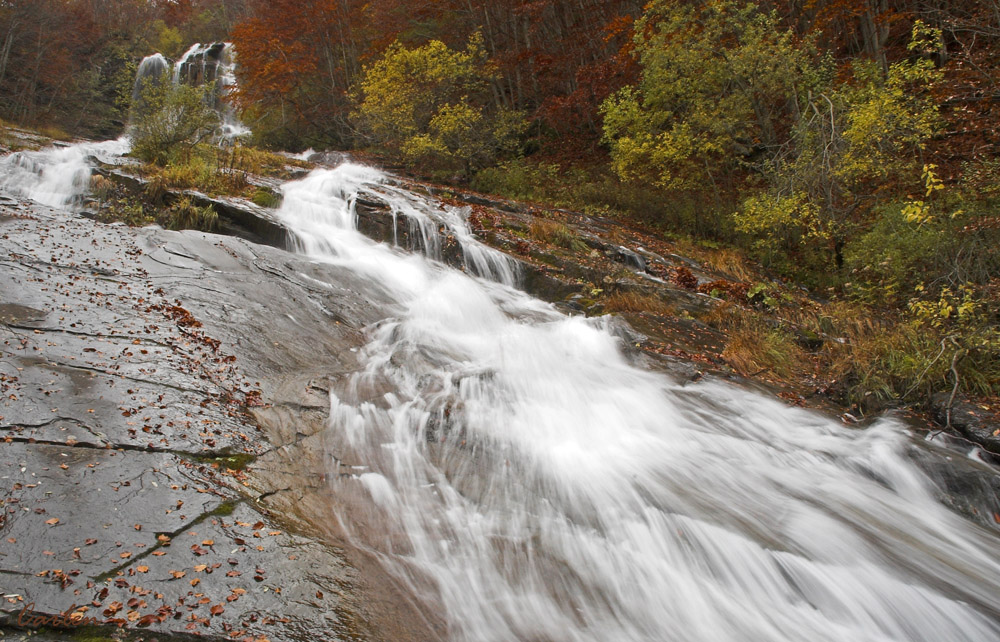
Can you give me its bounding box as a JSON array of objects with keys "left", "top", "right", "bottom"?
[{"left": 0, "top": 195, "right": 432, "bottom": 642}]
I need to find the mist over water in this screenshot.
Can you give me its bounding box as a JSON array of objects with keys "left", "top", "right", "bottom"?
[{"left": 2, "top": 141, "right": 998, "bottom": 642}]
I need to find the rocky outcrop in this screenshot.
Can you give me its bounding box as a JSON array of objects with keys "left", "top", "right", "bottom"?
[
  {"left": 932, "top": 393, "right": 1000, "bottom": 455},
  {"left": 0, "top": 197, "right": 433, "bottom": 641}
]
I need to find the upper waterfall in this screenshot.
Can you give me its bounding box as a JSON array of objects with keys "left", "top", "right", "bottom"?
[
  {"left": 133, "top": 43, "right": 249, "bottom": 142},
  {"left": 131, "top": 53, "right": 170, "bottom": 106}
]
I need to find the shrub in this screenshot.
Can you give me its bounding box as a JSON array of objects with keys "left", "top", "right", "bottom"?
[
  {"left": 355, "top": 34, "right": 526, "bottom": 177},
  {"left": 130, "top": 80, "right": 220, "bottom": 165}
]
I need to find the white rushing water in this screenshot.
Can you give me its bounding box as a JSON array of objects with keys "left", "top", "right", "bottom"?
[
  {"left": 0, "top": 138, "right": 128, "bottom": 209},
  {"left": 275, "top": 164, "right": 1000, "bottom": 642},
  {"left": 2, "top": 142, "right": 999, "bottom": 641},
  {"left": 173, "top": 42, "right": 250, "bottom": 141}
]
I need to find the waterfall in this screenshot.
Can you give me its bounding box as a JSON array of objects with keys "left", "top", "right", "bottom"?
[
  {"left": 0, "top": 138, "right": 128, "bottom": 209},
  {"left": 134, "top": 43, "right": 249, "bottom": 143},
  {"left": 274, "top": 163, "right": 1000, "bottom": 642},
  {"left": 131, "top": 53, "right": 170, "bottom": 106},
  {"left": 172, "top": 42, "right": 249, "bottom": 141}
]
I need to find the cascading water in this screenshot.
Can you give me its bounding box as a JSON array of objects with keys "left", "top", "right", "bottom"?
[
  {"left": 172, "top": 42, "right": 249, "bottom": 141},
  {"left": 133, "top": 43, "right": 249, "bottom": 143},
  {"left": 274, "top": 163, "right": 1000, "bottom": 642},
  {"left": 0, "top": 138, "right": 128, "bottom": 209},
  {"left": 2, "top": 135, "right": 999, "bottom": 641},
  {"left": 4, "top": 43, "right": 244, "bottom": 211},
  {"left": 132, "top": 53, "right": 170, "bottom": 106}
]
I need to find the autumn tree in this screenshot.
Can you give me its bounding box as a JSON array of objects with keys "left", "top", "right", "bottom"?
[
  {"left": 600, "top": 0, "right": 815, "bottom": 194},
  {"left": 0, "top": 0, "right": 169, "bottom": 136},
  {"left": 355, "top": 35, "right": 525, "bottom": 177},
  {"left": 736, "top": 21, "right": 943, "bottom": 269},
  {"left": 230, "top": 0, "right": 369, "bottom": 149}
]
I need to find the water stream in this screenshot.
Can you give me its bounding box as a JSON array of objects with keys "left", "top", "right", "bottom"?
[
  {"left": 274, "top": 164, "right": 1000, "bottom": 642},
  {"left": 2, "top": 142, "right": 999, "bottom": 642}
]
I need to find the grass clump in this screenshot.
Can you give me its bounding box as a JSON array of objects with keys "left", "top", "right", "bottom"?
[
  {"left": 705, "top": 303, "right": 808, "bottom": 381},
  {"left": 529, "top": 218, "right": 588, "bottom": 252},
  {"left": 251, "top": 186, "right": 281, "bottom": 208},
  {"left": 160, "top": 196, "right": 217, "bottom": 231},
  {"left": 602, "top": 291, "right": 677, "bottom": 317}
]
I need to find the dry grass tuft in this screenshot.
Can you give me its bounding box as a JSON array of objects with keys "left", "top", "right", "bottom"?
[
  {"left": 602, "top": 291, "right": 676, "bottom": 317},
  {"left": 708, "top": 303, "right": 807, "bottom": 379}
]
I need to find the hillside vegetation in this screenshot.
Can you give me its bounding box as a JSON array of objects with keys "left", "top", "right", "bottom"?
[{"left": 2, "top": 0, "right": 999, "bottom": 418}]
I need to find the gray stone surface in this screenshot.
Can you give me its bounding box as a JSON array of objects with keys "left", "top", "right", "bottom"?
[{"left": 0, "top": 200, "right": 425, "bottom": 640}]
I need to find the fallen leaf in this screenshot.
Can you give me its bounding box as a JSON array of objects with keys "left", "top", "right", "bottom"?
[
  {"left": 45, "top": 518, "right": 59, "bottom": 525},
  {"left": 137, "top": 566, "right": 149, "bottom": 573},
  {"left": 190, "top": 578, "right": 200, "bottom": 587},
  {"left": 201, "top": 539, "right": 214, "bottom": 546},
  {"left": 169, "top": 571, "right": 186, "bottom": 579},
  {"left": 210, "top": 604, "right": 224, "bottom": 616}
]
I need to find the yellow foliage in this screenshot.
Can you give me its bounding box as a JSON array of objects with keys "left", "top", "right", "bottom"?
[
  {"left": 356, "top": 34, "right": 524, "bottom": 175},
  {"left": 601, "top": 0, "right": 812, "bottom": 190}
]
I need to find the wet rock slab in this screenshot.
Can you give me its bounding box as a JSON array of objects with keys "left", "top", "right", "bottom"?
[{"left": 0, "top": 201, "right": 392, "bottom": 640}]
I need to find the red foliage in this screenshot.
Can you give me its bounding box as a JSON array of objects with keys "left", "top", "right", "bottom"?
[
  {"left": 697, "top": 280, "right": 751, "bottom": 301},
  {"left": 671, "top": 266, "right": 699, "bottom": 290}
]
